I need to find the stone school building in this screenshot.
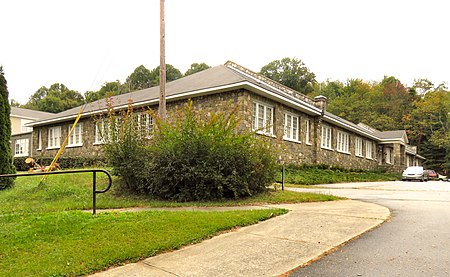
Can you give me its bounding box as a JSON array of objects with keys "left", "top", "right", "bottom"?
[{"left": 27, "top": 61, "right": 424, "bottom": 172}]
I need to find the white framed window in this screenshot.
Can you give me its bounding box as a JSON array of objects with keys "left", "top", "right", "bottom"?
[
  {"left": 321, "top": 125, "right": 332, "bottom": 149},
  {"left": 252, "top": 102, "right": 273, "bottom": 136},
  {"left": 385, "top": 147, "right": 392, "bottom": 164},
  {"left": 283, "top": 112, "right": 299, "bottom": 142},
  {"left": 366, "top": 140, "right": 373, "bottom": 159},
  {"left": 14, "top": 138, "right": 29, "bottom": 157},
  {"left": 336, "top": 131, "right": 350, "bottom": 153},
  {"left": 305, "top": 119, "right": 311, "bottom": 145},
  {"left": 48, "top": 126, "right": 61, "bottom": 149},
  {"left": 37, "top": 130, "right": 42, "bottom": 150},
  {"left": 68, "top": 123, "right": 83, "bottom": 147},
  {"left": 137, "top": 113, "right": 154, "bottom": 137},
  {"left": 355, "top": 137, "right": 363, "bottom": 157},
  {"left": 94, "top": 119, "right": 108, "bottom": 144}
]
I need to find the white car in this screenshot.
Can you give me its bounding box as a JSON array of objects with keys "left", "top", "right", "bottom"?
[
  {"left": 438, "top": 174, "right": 448, "bottom": 181},
  {"left": 402, "top": 166, "right": 428, "bottom": 182}
]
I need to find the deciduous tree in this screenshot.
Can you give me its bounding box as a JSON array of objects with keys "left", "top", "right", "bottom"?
[
  {"left": 260, "top": 57, "right": 316, "bottom": 94},
  {"left": 23, "top": 83, "right": 84, "bottom": 113},
  {"left": 405, "top": 90, "right": 450, "bottom": 170},
  {"left": 85, "top": 81, "right": 125, "bottom": 103},
  {"left": 125, "top": 65, "right": 153, "bottom": 91},
  {"left": 149, "top": 64, "right": 182, "bottom": 86},
  {"left": 184, "top": 63, "right": 211, "bottom": 76}
]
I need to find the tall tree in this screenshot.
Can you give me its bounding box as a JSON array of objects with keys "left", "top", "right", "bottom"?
[
  {"left": 260, "top": 57, "right": 316, "bottom": 94},
  {"left": 374, "top": 76, "right": 416, "bottom": 128},
  {"left": 405, "top": 90, "right": 450, "bottom": 171},
  {"left": 412, "top": 78, "right": 434, "bottom": 97},
  {"left": 23, "top": 83, "right": 84, "bottom": 113},
  {"left": 150, "top": 64, "right": 183, "bottom": 86},
  {"left": 184, "top": 63, "right": 211, "bottom": 76},
  {"left": 0, "top": 66, "right": 16, "bottom": 190},
  {"left": 125, "top": 65, "right": 153, "bottom": 91},
  {"left": 85, "top": 81, "right": 125, "bottom": 103}
]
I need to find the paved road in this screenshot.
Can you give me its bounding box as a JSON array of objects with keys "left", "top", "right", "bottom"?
[{"left": 289, "top": 181, "right": 450, "bottom": 277}]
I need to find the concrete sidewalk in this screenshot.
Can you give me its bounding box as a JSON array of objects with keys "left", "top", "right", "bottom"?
[{"left": 90, "top": 200, "right": 390, "bottom": 277}]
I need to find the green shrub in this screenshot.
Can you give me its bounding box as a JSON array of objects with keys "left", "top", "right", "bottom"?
[
  {"left": 277, "top": 164, "right": 400, "bottom": 185},
  {"left": 104, "top": 100, "right": 277, "bottom": 201}
]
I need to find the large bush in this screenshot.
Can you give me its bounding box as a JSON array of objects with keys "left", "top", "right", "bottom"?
[{"left": 104, "top": 100, "right": 277, "bottom": 201}]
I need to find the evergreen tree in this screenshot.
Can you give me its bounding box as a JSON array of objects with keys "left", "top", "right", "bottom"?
[{"left": 0, "top": 66, "right": 16, "bottom": 190}]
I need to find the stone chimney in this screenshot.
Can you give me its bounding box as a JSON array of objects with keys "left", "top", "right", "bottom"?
[{"left": 314, "top": 95, "right": 327, "bottom": 113}]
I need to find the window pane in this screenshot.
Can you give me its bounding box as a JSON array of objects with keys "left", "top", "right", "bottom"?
[
  {"left": 284, "top": 114, "right": 288, "bottom": 138},
  {"left": 293, "top": 117, "right": 298, "bottom": 140},
  {"left": 252, "top": 102, "right": 257, "bottom": 130},
  {"left": 258, "top": 104, "right": 264, "bottom": 129},
  {"left": 266, "top": 107, "right": 272, "bottom": 133},
  {"left": 286, "top": 115, "right": 291, "bottom": 138}
]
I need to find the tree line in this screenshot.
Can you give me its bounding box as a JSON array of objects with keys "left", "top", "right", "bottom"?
[
  {"left": 11, "top": 62, "right": 211, "bottom": 113},
  {"left": 260, "top": 58, "right": 449, "bottom": 172},
  {"left": 10, "top": 57, "right": 450, "bottom": 171}
]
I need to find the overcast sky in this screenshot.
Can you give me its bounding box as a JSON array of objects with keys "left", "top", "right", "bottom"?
[{"left": 1, "top": 0, "right": 449, "bottom": 104}]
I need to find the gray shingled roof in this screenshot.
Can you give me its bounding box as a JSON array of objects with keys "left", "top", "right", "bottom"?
[
  {"left": 323, "top": 111, "right": 380, "bottom": 139},
  {"left": 29, "top": 63, "right": 321, "bottom": 126},
  {"left": 374, "top": 130, "right": 406, "bottom": 140},
  {"left": 31, "top": 65, "right": 248, "bottom": 124},
  {"left": 10, "top": 107, "right": 54, "bottom": 119}
]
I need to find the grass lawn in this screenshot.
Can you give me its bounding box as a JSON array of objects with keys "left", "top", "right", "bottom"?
[{"left": 0, "top": 170, "right": 340, "bottom": 276}]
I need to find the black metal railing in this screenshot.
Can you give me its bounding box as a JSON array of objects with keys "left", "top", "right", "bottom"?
[
  {"left": 275, "top": 165, "right": 285, "bottom": 190},
  {"left": 0, "top": 169, "right": 112, "bottom": 215}
]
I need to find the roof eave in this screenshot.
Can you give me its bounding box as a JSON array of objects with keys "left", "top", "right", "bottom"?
[
  {"left": 322, "top": 114, "right": 380, "bottom": 141},
  {"left": 378, "top": 138, "right": 407, "bottom": 145},
  {"left": 243, "top": 82, "right": 322, "bottom": 116}
]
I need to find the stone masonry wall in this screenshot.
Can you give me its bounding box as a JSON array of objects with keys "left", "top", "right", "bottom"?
[
  {"left": 314, "top": 124, "right": 379, "bottom": 170},
  {"left": 32, "top": 90, "right": 248, "bottom": 160},
  {"left": 31, "top": 88, "right": 392, "bottom": 172},
  {"left": 32, "top": 117, "right": 103, "bottom": 160}
]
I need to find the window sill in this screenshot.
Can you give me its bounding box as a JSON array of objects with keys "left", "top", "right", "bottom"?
[
  {"left": 283, "top": 138, "right": 301, "bottom": 144},
  {"left": 14, "top": 154, "right": 29, "bottom": 158},
  {"left": 356, "top": 154, "right": 364, "bottom": 158},
  {"left": 255, "top": 131, "right": 276, "bottom": 138},
  {"left": 305, "top": 142, "right": 312, "bottom": 146},
  {"left": 36, "top": 148, "right": 42, "bottom": 151},
  {"left": 321, "top": 146, "right": 333, "bottom": 151},
  {"left": 337, "top": 150, "right": 351, "bottom": 155},
  {"left": 67, "top": 144, "right": 83, "bottom": 148},
  {"left": 93, "top": 142, "right": 105, "bottom": 146},
  {"left": 46, "top": 146, "right": 61, "bottom": 150},
  {"left": 366, "top": 157, "right": 373, "bottom": 160}
]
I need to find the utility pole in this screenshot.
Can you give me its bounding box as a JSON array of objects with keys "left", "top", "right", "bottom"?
[{"left": 159, "top": 0, "right": 167, "bottom": 120}]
